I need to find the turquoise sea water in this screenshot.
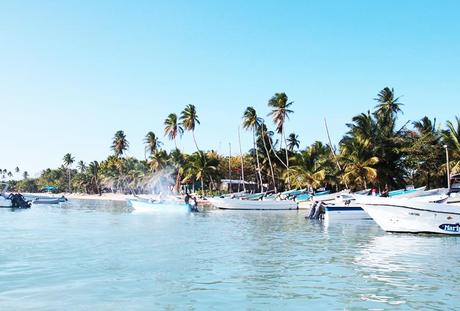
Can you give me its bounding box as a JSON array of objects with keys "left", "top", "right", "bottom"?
[{"left": 1, "top": 200, "right": 460, "bottom": 310}]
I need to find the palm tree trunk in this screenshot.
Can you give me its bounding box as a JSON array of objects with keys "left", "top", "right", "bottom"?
[
  {"left": 261, "top": 126, "right": 277, "bottom": 192},
  {"left": 267, "top": 132, "right": 288, "bottom": 169},
  {"left": 68, "top": 169, "right": 71, "bottom": 193},
  {"left": 253, "top": 128, "right": 264, "bottom": 192},
  {"left": 192, "top": 131, "right": 200, "bottom": 152},
  {"left": 174, "top": 170, "right": 181, "bottom": 193},
  {"left": 283, "top": 130, "right": 291, "bottom": 190},
  {"left": 200, "top": 176, "right": 204, "bottom": 196}
]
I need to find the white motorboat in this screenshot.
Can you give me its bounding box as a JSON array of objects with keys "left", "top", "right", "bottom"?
[
  {"left": 207, "top": 197, "right": 298, "bottom": 210},
  {"left": 127, "top": 198, "right": 190, "bottom": 213},
  {"left": 323, "top": 186, "right": 436, "bottom": 223},
  {"left": 0, "top": 183, "right": 12, "bottom": 207},
  {"left": 29, "top": 195, "right": 68, "bottom": 205},
  {"left": 0, "top": 195, "right": 12, "bottom": 207},
  {"left": 311, "top": 189, "right": 351, "bottom": 202},
  {"left": 355, "top": 195, "right": 460, "bottom": 235}
]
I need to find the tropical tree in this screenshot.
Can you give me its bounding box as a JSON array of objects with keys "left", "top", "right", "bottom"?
[
  {"left": 258, "top": 121, "right": 277, "bottom": 192},
  {"left": 164, "top": 113, "right": 184, "bottom": 149},
  {"left": 242, "top": 107, "right": 264, "bottom": 190},
  {"left": 443, "top": 116, "right": 460, "bottom": 174},
  {"left": 144, "top": 131, "right": 162, "bottom": 157},
  {"left": 267, "top": 92, "right": 293, "bottom": 165},
  {"left": 374, "top": 87, "right": 403, "bottom": 119},
  {"left": 77, "top": 161, "right": 86, "bottom": 173},
  {"left": 63, "top": 153, "right": 75, "bottom": 192},
  {"left": 112, "top": 130, "right": 129, "bottom": 158},
  {"left": 170, "top": 148, "right": 186, "bottom": 193},
  {"left": 341, "top": 141, "right": 379, "bottom": 189},
  {"left": 285, "top": 142, "right": 329, "bottom": 190},
  {"left": 148, "top": 149, "right": 169, "bottom": 172},
  {"left": 183, "top": 151, "right": 218, "bottom": 195},
  {"left": 88, "top": 161, "right": 101, "bottom": 195},
  {"left": 287, "top": 133, "right": 300, "bottom": 151},
  {"left": 268, "top": 93, "right": 293, "bottom": 188},
  {"left": 23, "top": 171, "right": 29, "bottom": 180},
  {"left": 180, "top": 104, "right": 200, "bottom": 151}
]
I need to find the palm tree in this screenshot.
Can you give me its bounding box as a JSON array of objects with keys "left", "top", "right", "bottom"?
[
  {"left": 258, "top": 121, "right": 277, "bottom": 192},
  {"left": 63, "top": 153, "right": 75, "bottom": 192},
  {"left": 112, "top": 130, "right": 129, "bottom": 157},
  {"left": 242, "top": 107, "right": 264, "bottom": 190},
  {"left": 164, "top": 113, "right": 184, "bottom": 149},
  {"left": 341, "top": 141, "right": 379, "bottom": 189},
  {"left": 180, "top": 104, "right": 200, "bottom": 151},
  {"left": 374, "top": 87, "right": 403, "bottom": 119},
  {"left": 170, "top": 148, "right": 186, "bottom": 193},
  {"left": 183, "top": 151, "right": 217, "bottom": 195},
  {"left": 144, "top": 131, "right": 162, "bottom": 157},
  {"left": 23, "top": 171, "right": 29, "bottom": 180},
  {"left": 287, "top": 133, "right": 300, "bottom": 151},
  {"left": 7, "top": 171, "right": 12, "bottom": 178},
  {"left": 77, "top": 161, "right": 86, "bottom": 173},
  {"left": 148, "top": 150, "right": 169, "bottom": 172},
  {"left": 444, "top": 117, "right": 460, "bottom": 174},
  {"left": 268, "top": 92, "right": 293, "bottom": 188},
  {"left": 268, "top": 92, "right": 293, "bottom": 154},
  {"left": 88, "top": 161, "right": 101, "bottom": 195}
]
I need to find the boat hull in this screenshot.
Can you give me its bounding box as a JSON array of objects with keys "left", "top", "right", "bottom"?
[
  {"left": 208, "top": 198, "right": 298, "bottom": 210},
  {"left": 0, "top": 197, "right": 12, "bottom": 208},
  {"left": 357, "top": 196, "right": 460, "bottom": 234},
  {"left": 324, "top": 205, "right": 371, "bottom": 223},
  {"left": 127, "top": 199, "right": 189, "bottom": 213}
]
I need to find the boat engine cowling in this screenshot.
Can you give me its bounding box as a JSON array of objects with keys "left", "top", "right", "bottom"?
[{"left": 7, "top": 193, "right": 32, "bottom": 208}]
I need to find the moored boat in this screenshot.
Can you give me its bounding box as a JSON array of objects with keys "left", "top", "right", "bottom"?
[
  {"left": 127, "top": 198, "right": 190, "bottom": 213},
  {"left": 207, "top": 197, "right": 298, "bottom": 210},
  {"left": 355, "top": 195, "right": 460, "bottom": 234}
]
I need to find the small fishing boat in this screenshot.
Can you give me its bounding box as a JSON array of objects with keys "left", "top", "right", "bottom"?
[
  {"left": 207, "top": 197, "right": 298, "bottom": 210},
  {"left": 323, "top": 187, "right": 434, "bottom": 222},
  {"left": 355, "top": 195, "right": 460, "bottom": 235},
  {"left": 127, "top": 198, "right": 191, "bottom": 213},
  {"left": 31, "top": 196, "right": 68, "bottom": 205}
]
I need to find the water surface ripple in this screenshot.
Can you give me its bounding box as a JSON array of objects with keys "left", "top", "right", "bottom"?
[{"left": 1, "top": 200, "right": 459, "bottom": 310}]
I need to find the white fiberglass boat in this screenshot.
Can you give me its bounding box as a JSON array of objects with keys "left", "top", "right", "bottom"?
[
  {"left": 355, "top": 195, "right": 460, "bottom": 234},
  {"left": 207, "top": 197, "right": 298, "bottom": 210},
  {"left": 0, "top": 195, "right": 12, "bottom": 207},
  {"left": 127, "top": 198, "right": 191, "bottom": 213},
  {"left": 323, "top": 186, "right": 436, "bottom": 222}
]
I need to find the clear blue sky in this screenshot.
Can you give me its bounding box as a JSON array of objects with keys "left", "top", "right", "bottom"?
[{"left": 1, "top": 0, "right": 459, "bottom": 176}]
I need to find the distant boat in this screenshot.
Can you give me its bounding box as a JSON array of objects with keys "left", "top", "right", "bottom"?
[
  {"left": 207, "top": 197, "right": 298, "bottom": 210},
  {"left": 30, "top": 196, "right": 68, "bottom": 205},
  {"left": 355, "top": 195, "right": 460, "bottom": 235},
  {"left": 127, "top": 198, "right": 190, "bottom": 213}
]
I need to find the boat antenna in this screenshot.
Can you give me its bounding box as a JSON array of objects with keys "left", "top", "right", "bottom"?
[{"left": 324, "top": 117, "right": 348, "bottom": 189}]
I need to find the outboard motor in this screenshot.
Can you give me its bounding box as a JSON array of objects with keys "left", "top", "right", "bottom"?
[
  {"left": 307, "top": 201, "right": 319, "bottom": 219},
  {"left": 7, "top": 193, "right": 31, "bottom": 209},
  {"left": 312, "top": 202, "right": 325, "bottom": 219}
]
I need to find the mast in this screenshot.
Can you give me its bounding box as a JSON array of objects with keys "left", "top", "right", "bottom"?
[
  {"left": 238, "top": 127, "right": 246, "bottom": 192},
  {"left": 324, "top": 117, "right": 348, "bottom": 189},
  {"left": 228, "top": 143, "right": 232, "bottom": 193}
]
